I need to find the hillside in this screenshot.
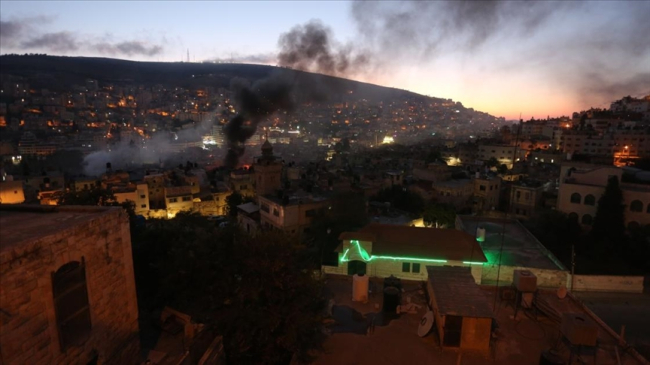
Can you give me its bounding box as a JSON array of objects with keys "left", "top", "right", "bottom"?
[{"left": 0, "top": 55, "right": 442, "bottom": 105}]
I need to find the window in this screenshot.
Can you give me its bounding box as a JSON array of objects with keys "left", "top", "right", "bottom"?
[
  {"left": 182, "top": 196, "right": 192, "bottom": 202},
  {"left": 273, "top": 208, "right": 279, "bottom": 217},
  {"left": 584, "top": 194, "right": 596, "bottom": 206},
  {"left": 52, "top": 260, "right": 91, "bottom": 351},
  {"left": 168, "top": 198, "right": 178, "bottom": 203},
  {"left": 140, "top": 204, "right": 147, "bottom": 208},
  {"left": 630, "top": 200, "right": 643, "bottom": 212},
  {"left": 402, "top": 262, "right": 410, "bottom": 273},
  {"left": 412, "top": 263, "right": 421, "bottom": 273},
  {"left": 140, "top": 195, "right": 146, "bottom": 199},
  {"left": 581, "top": 214, "right": 593, "bottom": 225},
  {"left": 479, "top": 185, "right": 486, "bottom": 191},
  {"left": 568, "top": 212, "right": 578, "bottom": 221},
  {"left": 570, "top": 193, "right": 581, "bottom": 204},
  {"left": 261, "top": 203, "right": 270, "bottom": 213}
]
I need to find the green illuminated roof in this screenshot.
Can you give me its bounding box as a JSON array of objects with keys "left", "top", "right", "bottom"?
[{"left": 338, "top": 223, "right": 487, "bottom": 263}]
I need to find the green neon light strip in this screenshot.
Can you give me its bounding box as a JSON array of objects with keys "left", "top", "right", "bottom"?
[
  {"left": 463, "top": 261, "right": 485, "bottom": 265},
  {"left": 340, "top": 240, "right": 448, "bottom": 264},
  {"left": 340, "top": 248, "right": 350, "bottom": 263}
]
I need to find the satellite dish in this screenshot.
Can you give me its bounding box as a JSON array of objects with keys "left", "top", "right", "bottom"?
[{"left": 418, "top": 311, "right": 434, "bottom": 337}]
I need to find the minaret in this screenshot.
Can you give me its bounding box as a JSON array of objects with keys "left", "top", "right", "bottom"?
[{"left": 253, "top": 135, "right": 283, "bottom": 197}]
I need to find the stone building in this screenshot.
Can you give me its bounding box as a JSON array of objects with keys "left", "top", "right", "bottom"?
[
  {"left": 253, "top": 139, "right": 283, "bottom": 197},
  {"left": 0, "top": 205, "right": 140, "bottom": 365},
  {"left": 323, "top": 223, "right": 486, "bottom": 283}
]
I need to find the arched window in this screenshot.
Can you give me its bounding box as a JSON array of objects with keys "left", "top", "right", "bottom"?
[
  {"left": 570, "top": 193, "right": 581, "bottom": 204},
  {"left": 627, "top": 221, "right": 640, "bottom": 230},
  {"left": 568, "top": 212, "right": 578, "bottom": 222},
  {"left": 647, "top": 204, "right": 650, "bottom": 213},
  {"left": 630, "top": 200, "right": 643, "bottom": 212},
  {"left": 584, "top": 194, "right": 596, "bottom": 206},
  {"left": 52, "top": 260, "right": 91, "bottom": 350},
  {"left": 581, "top": 214, "right": 593, "bottom": 225}
]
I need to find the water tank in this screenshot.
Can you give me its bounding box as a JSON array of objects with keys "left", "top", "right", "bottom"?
[
  {"left": 561, "top": 313, "right": 598, "bottom": 347},
  {"left": 352, "top": 274, "right": 369, "bottom": 302},
  {"left": 475, "top": 171, "right": 480, "bottom": 179},
  {"left": 476, "top": 227, "right": 486, "bottom": 242},
  {"left": 566, "top": 152, "right": 572, "bottom": 161},
  {"left": 514, "top": 270, "right": 537, "bottom": 292},
  {"left": 383, "top": 286, "right": 400, "bottom": 313}
]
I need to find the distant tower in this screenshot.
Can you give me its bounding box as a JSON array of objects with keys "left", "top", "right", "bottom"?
[
  {"left": 187, "top": 49, "right": 190, "bottom": 63},
  {"left": 253, "top": 136, "right": 283, "bottom": 197}
]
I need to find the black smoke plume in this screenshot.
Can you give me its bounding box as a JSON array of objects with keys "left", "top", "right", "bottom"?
[
  {"left": 223, "top": 21, "right": 365, "bottom": 168},
  {"left": 223, "top": 74, "right": 295, "bottom": 168},
  {"left": 278, "top": 20, "right": 368, "bottom": 77}
]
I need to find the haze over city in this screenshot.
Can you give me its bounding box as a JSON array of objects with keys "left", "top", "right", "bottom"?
[{"left": 2, "top": 1, "right": 649, "bottom": 119}]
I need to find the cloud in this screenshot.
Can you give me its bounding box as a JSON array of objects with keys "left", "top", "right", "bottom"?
[{"left": 0, "top": 15, "right": 164, "bottom": 57}]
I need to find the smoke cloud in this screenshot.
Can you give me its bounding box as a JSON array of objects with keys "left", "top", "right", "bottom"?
[
  {"left": 93, "top": 41, "right": 163, "bottom": 57},
  {"left": 222, "top": 74, "right": 295, "bottom": 168},
  {"left": 277, "top": 20, "right": 369, "bottom": 77},
  {"left": 1, "top": 15, "right": 164, "bottom": 57},
  {"left": 82, "top": 117, "right": 215, "bottom": 176}
]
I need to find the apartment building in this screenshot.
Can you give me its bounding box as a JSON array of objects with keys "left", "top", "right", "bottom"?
[{"left": 557, "top": 163, "right": 650, "bottom": 228}]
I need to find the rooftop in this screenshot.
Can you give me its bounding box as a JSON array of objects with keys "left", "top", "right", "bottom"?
[
  {"left": 0, "top": 205, "right": 119, "bottom": 252},
  {"left": 317, "top": 275, "right": 647, "bottom": 364},
  {"left": 339, "top": 223, "right": 487, "bottom": 263},
  {"left": 427, "top": 266, "right": 492, "bottom": 318},
  {"left": 458, "top": 216, "right": 565, "bottom": 270}
]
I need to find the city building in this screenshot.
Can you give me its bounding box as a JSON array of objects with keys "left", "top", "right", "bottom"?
[
  {"left": 323, "top": 223, "right": 487, "bottom": 282},
  {"left": 432, "top": 179, "right": 474, "bottom": 210},
  {"left": 0, "top": 180, "right": 25, "bottom": 204},
  {"left": 0, "top": 205, "right": 140, "bottom": 365},
  {"left": 258, "top": 192, "right": 329, "bottom": 236},
  {"left": 557, "top": 163, "right": 650, "bottom": 228},
  {"left": 253, "top": 140, "right": 283, "bottom": 197},
  {"left": 473, "top": 174, "right": 501, "bottom": 213},
  {"left": 508, "top": 180, "right": 546, "bottom": 219}
]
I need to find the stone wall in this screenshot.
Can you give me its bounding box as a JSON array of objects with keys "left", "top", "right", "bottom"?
[
  {"left": 571, "top": 275, "right": 644, "bottom": 293},
  {"left": 481, "top": 264, "right": 569, "bottom": 288},
  {"left": 0, "top": 207, "right": 140, "bottom": 365}
]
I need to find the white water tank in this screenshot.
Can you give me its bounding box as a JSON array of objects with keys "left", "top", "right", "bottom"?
[
  {"left": 476, "top": 227, "right": 486, "bottom": 242},
  {"left": 566, "top": 152, "right": 572, "bottom": 161},
  {"left": 352, "top": 274, "right": 369, "bottom": 302}
]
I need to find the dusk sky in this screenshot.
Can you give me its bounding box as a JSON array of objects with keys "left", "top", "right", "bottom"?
[{"left": 1, "top": 1, "right": 649, "bottom": 120}]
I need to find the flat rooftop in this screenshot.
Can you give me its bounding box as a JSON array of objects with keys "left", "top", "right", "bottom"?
[
  {"left": 458, "top": 216, "right": 565, "bottom": 270},
  {"left": 317, "top": 275, "right": 647, "bottom": 364},
  {"left": 0, "top": 205, "right": 119, "bottom": 252}
]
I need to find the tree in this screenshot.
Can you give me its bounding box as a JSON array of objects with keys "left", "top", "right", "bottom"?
[
  {"left": 372, "top": 185, "right": 424, "bottom": 216},
  {"left": 225, "top": 191, "right": 243, "bottom": 217},
  {"left": 131, "top": 217, "right": 326, "bottom": 364},
  {"left": 422, "top": 203, "right": 456, "bottom": 228},
  {"left": 486, "top": 157, "right": 499, "bottom": 168},
  {"left": 591, "top": 176, "right": 625, "bottom": 245},
  {"left": 305, "top": 191, "right": 368, "bottom": 267},
  {"left": 497, "top": 164, "right": 508, "bottom": 174},
  {"left": 425, "top": 150, "right": 442, "bottom": 164}
]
